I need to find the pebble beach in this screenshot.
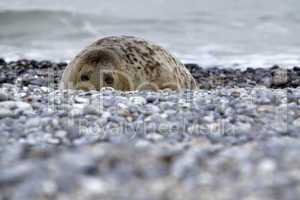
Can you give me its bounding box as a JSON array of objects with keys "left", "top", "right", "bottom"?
[{"left": 0, "top": 59, "right": 300, "bottom": 199}]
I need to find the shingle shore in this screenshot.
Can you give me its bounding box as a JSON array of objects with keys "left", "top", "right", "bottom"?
[{"left": 0, "top": 58, "right": 300, "bottom": 200}]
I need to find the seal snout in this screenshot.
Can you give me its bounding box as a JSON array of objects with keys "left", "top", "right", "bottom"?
[
  {"left": 80, "top": 73, "right": 90, "bottom": 82},
  {"left": 103, "top": 72, "right": 114, "bottom": 85}
]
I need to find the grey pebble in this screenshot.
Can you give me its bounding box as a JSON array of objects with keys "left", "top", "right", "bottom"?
[
  {"left": 0, "top": 91, "right": 11, "bottom": 101},
  {"left": 0, "top": 108, "right": 16, "bottom": 118},
  {"left": 0, "top": 163, "right": 34, "bottom": 186}
]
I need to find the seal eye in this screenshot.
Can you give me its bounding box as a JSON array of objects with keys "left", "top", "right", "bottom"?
[
  {"left": 81, "top": 74, "right": 90, "bottom": 81},
  {"left": 103, "top": 73, "right": 114, "bottom": 85}
]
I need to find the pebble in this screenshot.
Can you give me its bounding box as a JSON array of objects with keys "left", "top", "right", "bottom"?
[
  {"left": 146, "top": 133, "right": 164, "bottom": 141},
  {"left": 15, "top": 101, "right": 32, "bottom": 111},
  {"left": 74, "top": 96, "right": 89, "bottom": 104},
  {"left": 0, "top": 91, "right": 10, "bottom": 101},
  {"left": 0, "top": 101, "right": 17, "bottom": 109},
  {"left": 83, "top": 104, "right": 102, "bottom": 115},
  {"left": 0, "top": 163, "right": 34, "bottom": 186},
  {"left": 129, "top": 96, "right": 147, "bottom": 105},
  {"left": 69, "top": 108, "right": 83, "bottom": 118},
  {"left": 0, "top": 58, "right": 5, "bottom": 66},
  {"left": 272, "top": 68, "right": 288, "bottom": 87},
  {"left": 293, "top": 118, "right": 300, "bottom": 127},
  {"left": 0, "top": 108, "right": 16, "bottom": 118},
  {"left": 257, "top": 105, "right": 275, "bottom": 113},
  {"left": 55, "top": 130, "right": 67, "bottom": 138},
  {"left": 0, "top": 101, "right": 32, "bottom": 118},
  {"left": 258, "top": 159, "right": 276, "bottom": 174},
  {"left": 231, "top": 90, "right": 241, "bottom": 98},
  {"left": 146, "top": 93, "right": 159, "bottom": 103}
]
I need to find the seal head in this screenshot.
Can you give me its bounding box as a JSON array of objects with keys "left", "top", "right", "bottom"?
[{"left": 60, "top": 48, "right": 134, "bottom": 91}]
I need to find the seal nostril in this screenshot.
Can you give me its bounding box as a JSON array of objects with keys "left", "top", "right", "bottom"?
[
  {"left": 104, "top": 73, "right": 114, "bottom": 85},
  {"left": 81, "top": 74, "right": 90, "bottom": 81}
]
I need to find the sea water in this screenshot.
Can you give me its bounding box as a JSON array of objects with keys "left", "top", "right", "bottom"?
[{"left": 0, "top": 0, "right": 300, "bottom": 68}]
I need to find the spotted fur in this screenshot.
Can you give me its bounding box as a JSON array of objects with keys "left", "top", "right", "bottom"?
[{"left": 60, "top": 36, "right": 198, "bottom": 91}]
